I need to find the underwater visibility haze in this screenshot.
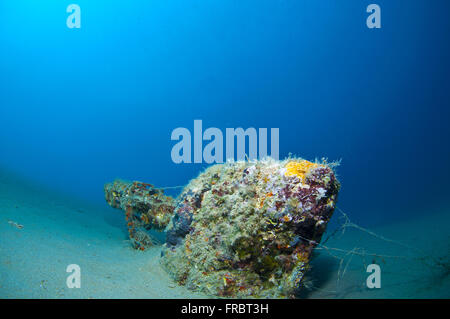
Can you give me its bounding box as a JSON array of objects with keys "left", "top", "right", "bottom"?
[{"left": 0, "top": 0, "right": 449, "bottom": 299}]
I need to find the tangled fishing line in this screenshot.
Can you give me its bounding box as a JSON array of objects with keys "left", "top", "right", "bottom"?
[{"left": 297, "top": 207, "right": 450, "bottom": 297}]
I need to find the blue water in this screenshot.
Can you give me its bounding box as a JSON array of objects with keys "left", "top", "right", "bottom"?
[{"left": 1, "top": 0, "right": 450, "bottom": 230}]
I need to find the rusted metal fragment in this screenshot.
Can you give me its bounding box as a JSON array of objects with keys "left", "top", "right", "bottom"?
[{"left": 104, "top": 180, "right": 175, "bottom": 250}]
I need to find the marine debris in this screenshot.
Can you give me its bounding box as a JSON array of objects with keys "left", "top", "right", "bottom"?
[
  {"left": 104, "top": 180, "right": 174, "bottom": 250},
  {"left": 105, "top": 158, "right": 340, "bottom": 298}
]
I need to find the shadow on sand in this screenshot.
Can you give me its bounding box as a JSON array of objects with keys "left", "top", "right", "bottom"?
[{"left": 297, "top": 252, "right": 340, "bottom": 298}]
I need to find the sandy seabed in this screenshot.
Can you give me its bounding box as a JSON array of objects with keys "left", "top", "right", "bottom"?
[{"left": 0, "top": 169, "right": 449, "bottom": 299}]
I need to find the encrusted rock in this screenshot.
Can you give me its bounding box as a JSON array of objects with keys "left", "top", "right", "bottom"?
[{"left": 105, "top": 158, "right": 340, "bottom": 298}]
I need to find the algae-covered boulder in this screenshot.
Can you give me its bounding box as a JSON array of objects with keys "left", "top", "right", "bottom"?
[
  {"left": 161, "top": 158, "right": 340, "bottom": 298},
  {"left": 105, "top": 158, "right": 340, "bottom": 298}
]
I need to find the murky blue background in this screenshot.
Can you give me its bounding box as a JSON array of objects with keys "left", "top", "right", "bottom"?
[{"left": 1, "top": 1, "right": 449, "bottom": 226}]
